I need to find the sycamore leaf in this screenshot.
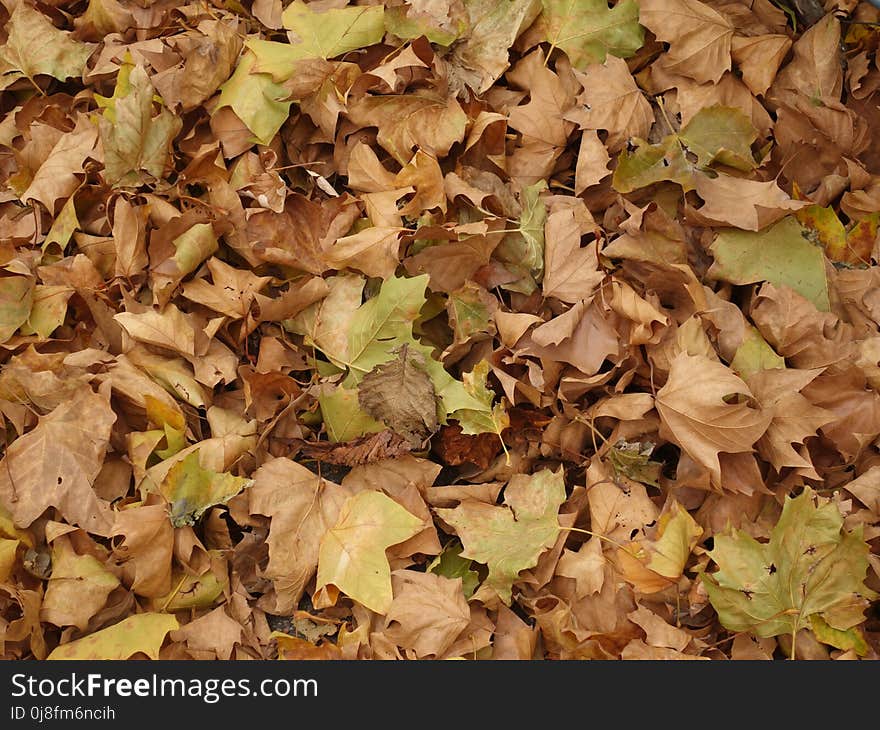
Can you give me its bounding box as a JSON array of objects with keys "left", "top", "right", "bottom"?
[
  {"left": 158, "top": 451, "right": 254, "bottom": 527},
  {"left": 701, "top": 488, "right": 878, "bottom": 646},
  {"left": 0, "top": 388, "right": 116, "bottom": 534},
  {"left": 429, "top": 539, "right": 480, "bottom": 599},
  {"left": 540, "top": 0, "right": 644, "bottom": 69},
  {"left": 436, "top": 468, "right": 565, "bottom": 605},
  {"left": 346, "top": 93, "right": 468, "bottom": 166},
  {"left": 42, "top": 542, "right": 120, "bottom": 631},
  {"left": 678, "top": 105, "right": 757, "bottom": 171},
  {"left": 494, "top": 180, "right": 547, "bottom": 293},
  {"left": 608, "top": 440, "right": 663, "bottom": 488},
  {"left": 638, "top": 0, "right": 733, "bottom": 84},
  {"left": 384, "top": 570, "right": 471, "bottom": 658},
  {"left": 618, "top": 500, "right": 703, "bottom": 593},
  {"left": 0, "top": 276, "right": 34, "bottom": 343},
  {"left": 655, "top": 353, "right": 771, "bottom": 485},
  {"left": 0, "top": 3, "right": 94, "bottom": 87},
  {"left": 215, "top": 52, "right": 292, "bottom": 146},
  {"left": 448, "top": 0, "right": 543, "bottom": 94},
  {"left": 449, "top": 360, "right": 509, "bottom": 437},
  {"left": 693, "top": 174, "right": 807, "bottom": 232},
  {"left": 98, "top": 64, "right": 182, "bottom": 188},
  {"left": 315, "top": 491, "right": 424, "bottom": 614},
  {"left": 358, "top": 344, "right": 440, "bottom": 447},
  {"left": 542, "top": 205, "right": 605, "bottom": 303},
  {"left": 47, "top": 613, "right": 178, "bottom": 660},
  {"left": 20, "top": 286, "right": 74, "bottom": 339},
  {"left": 283, "top": 2, "right": 385, "bottom": 59},
  {"left": 708, "top": 216, "right": 830, "bottom": 311},
  {"left": 612, "top": 136, "right": 696, "bottom": 193},
  {"left": 566, "top": 56, "right": 654, "bottom": 153}
]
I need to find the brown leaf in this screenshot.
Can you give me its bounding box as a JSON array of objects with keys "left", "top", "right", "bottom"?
[
  {"left": 656, "top": 353, "right": 772, "bottom": 484},
  {"left": 358, "top": 344, "right": 439, "bottom": 447},
  {"left": 383, "top": 570, "right": 471, "bottom": 658},
  {"left": 0, "top": 387, "right": 116, "bottom": 534}
]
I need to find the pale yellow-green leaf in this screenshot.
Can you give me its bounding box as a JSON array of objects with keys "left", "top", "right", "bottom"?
[
  {"left": 47, "top": 613, "right": 178, "bottom": 660},
  {"left": 541, "top": 0, "right": 644, "bottom": 69},
  {"left": 436, "top": 468, "right": 565, "bottom": 605},
  {"left": 316, "top": 491, "right": 424, "bottom": 613}
]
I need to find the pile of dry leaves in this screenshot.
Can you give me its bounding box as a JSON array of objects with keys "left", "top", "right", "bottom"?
[{"left": 2, "top": 0, "right": 880, "bottom": 661}]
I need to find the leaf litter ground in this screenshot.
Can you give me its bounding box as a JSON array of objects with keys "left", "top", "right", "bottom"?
[{"left": 2, "top": 0, "right": 880, "bottom": 660}]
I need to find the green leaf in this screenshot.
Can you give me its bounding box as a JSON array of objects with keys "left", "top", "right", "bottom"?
[
  {"left": 215, "top": 52, "right": 292, "bottom": 146},
  {"left": 98, "top": 64, "right": 181, "bottom": 188},
  {"left": 319, "top": 386, "right": 385, "bottom": 443},
  {"left": 494, "top": 180, "right": 548, "bottom": 293},
  {"left": 708, "top": 216, "right": 830, "bottom": 312},
  {"left": 702, "top": 488, "right": 878, "bottom": 645},
  {"left": 247, "top": 2, "right": 384, "bottom": 81},
  {"left": 342, "top": 274, "right": 429, "bottom": 380},
  {"left": 449, "top": 360, "right": 509, "bottom": 437},
  {"left": 283, "top": 2, "right": 385, "bottom": 59},
  {"left": 678, "top": 105, "right": 757, "bottom": 171},
  {"left": 447, "top": 284, "right": 494, "bottom": 342},
  {"left": 436, "top": 468, "right": 566, "bottom": 604},
  {"left": 0, "top": 276, "right": 34, "bottom": 343},
  {"left": 316, "top": 491, "right": 424, "bottom": 613},
  {"left": 809, "top": 615, "right": 870, "bottom": 656},
  {"left": 541, "top": 0, "right": 644, "bottom": 69},
  {"left": 730, "top": 325, "right": 785, "bottom": 379},
  {"left": 0, "top": 3, "right": 93, "bottom": 88},
  {"left": 19, "top": 285, "right": 73, "bottom": 339},
  {"left": 47, "top": 613, "right": 178, "bottom": 660},
  {"left": 158, "top": 451, "right": 254, "bottom": 527},
  {"left": 449, "top": 0, "right": 543, "bottom": 93},
  {"left": 385, "top": 4, "right": 466, "bottom": 46},
  {"left": 608, "top": 440, "right": 662, "bottom": 488},
  {"left": 429, "top": 540, "right": 480, "bottom": 599},
  {"left": 612, "top": 136, "right": 696, "bottom": 193}
]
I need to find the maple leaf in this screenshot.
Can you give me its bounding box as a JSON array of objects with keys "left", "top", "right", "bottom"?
[
  {"left": 678, "top": 105, "right": 758, "bottom": 171},
  {"left": 540, "top": 0, "right": 644, "bottom": 70},
  {"left": 41, "top": 540, "right": 120, "bottom": 631},
  {"left": 159, "top": 451, "right": 254, "bottom": 528},
  {"left": 693, "top": 174, "right": 807, "bottom": 232},
  {"left": 384, "top": 570, "right": 471, "bottom": 658},
  {"left": 701, "top": 488, "right": 878, "bottom": 655},
  {"left": 0, "top": 3, "right": 94, "bottom": 89},
  {"left": 0, "top": 388, "right": 116, "bottom": 535},
  {"left": 315, "top": 491, "right": 424, "bottom": 614},
  {"left": 747, "top": 368, "right": 834, "bottom": 474},
  {"left": 617, "top": 500, "right": 703, "bottom": 593},
  {"left": 47, "top": 613, "right": 178, "bottom": 660},
  {"left": 448, "top": 0, "right": 543, "bottom": 94},
  {"left": 638, "top": 0, "right": 734, "bottom": 84},
  {"left": 346, "top": 93, "right": 468, "bottom": 166},
  {"left": 358, "top": 344, "right": 440, "bottom": 447},
  {"left": 436, "top": 468, "right": 566, "bottom": 605},
  {"left": 708, "top": 216, "right": 830, "bottom": 311},
  {"left": 655, "top": 353, "right": 772, "bottom": 485},
  {"left": 429, "top": 540, "right": 480, "bottom": 598},
  {"left": 215, "top": 52, "right": 292, "bottom": 146},
  {"left": 542, "top": 205, "right": 604, "bottom": 303}
]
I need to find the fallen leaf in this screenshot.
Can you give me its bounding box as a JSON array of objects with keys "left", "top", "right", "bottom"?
[
  {"left": 702, "top": 488, "right": 878, "bottom": 652},
  {"left": 358, "top": 344, "right": 439, "bottom": 447},
  {"left": 0, "top": 388, "right": 116, "bottom": 534},
  {"left": 47, "top": 613, "right": 178, "bottom": 660},
  {"left": 656, "top": 353, "right": 772, "bottom": 485},
  {"left": 436, "top": 468, "right": 565, "bottom": 605},
  {"left": 315, "top": 491, "right": 424, "bottom": 613}
]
